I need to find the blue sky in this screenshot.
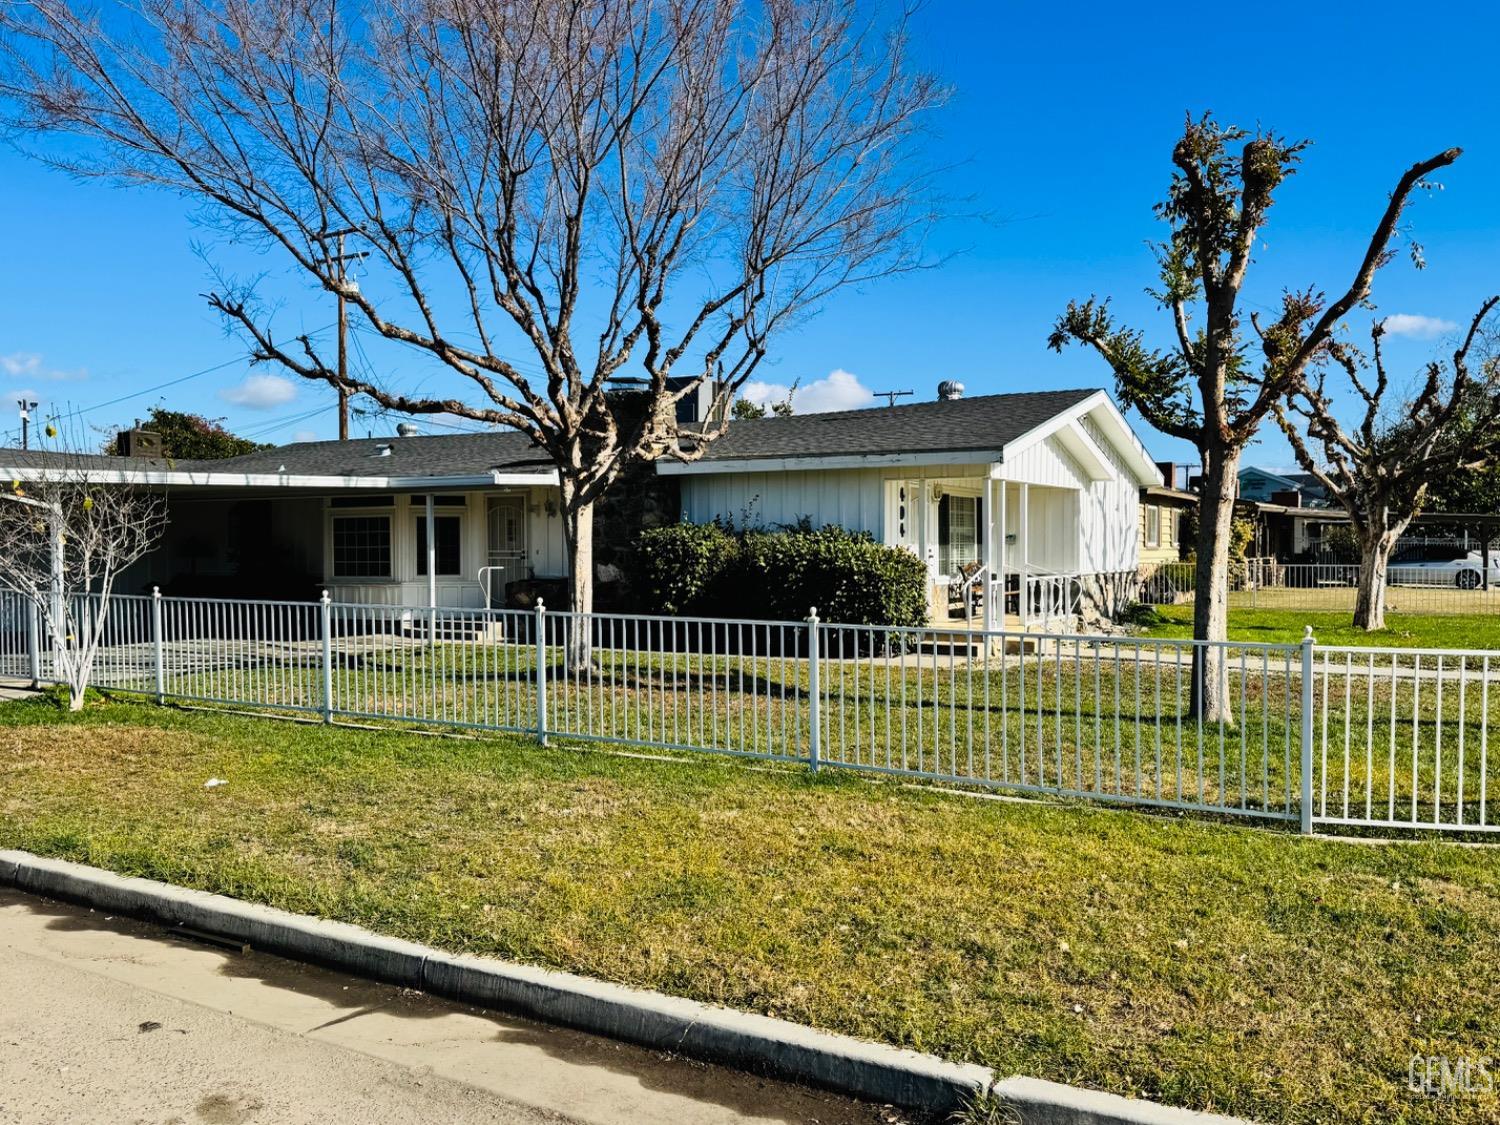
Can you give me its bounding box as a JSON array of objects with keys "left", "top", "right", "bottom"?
[{"left": 2, "top": 0, "right": 1497, "bottom": 470}]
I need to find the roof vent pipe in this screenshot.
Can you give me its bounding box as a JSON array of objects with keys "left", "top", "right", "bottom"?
[{"left": 937, "top": 380, "right": 964, "bottom": 401}]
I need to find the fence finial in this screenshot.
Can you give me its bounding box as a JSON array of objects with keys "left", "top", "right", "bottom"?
[
  {"left": 1303, "top": 624, "right": 1314, "bottom": 641},
  {"left": 807, "top": 606, "right": 819, "bottom": 622},
  {"left": 321, "top": 589, "right": 331, "bottom": 605},
  {"left": 536, "top": 597, "right": 545, "bottom": 613},
  {"left": 151, "top": 585, "right": 160, "bottom": 599}
]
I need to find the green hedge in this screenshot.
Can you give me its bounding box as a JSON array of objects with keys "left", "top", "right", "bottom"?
[{"left": 633, "top": 522, "right": 928, "bottom": 628}]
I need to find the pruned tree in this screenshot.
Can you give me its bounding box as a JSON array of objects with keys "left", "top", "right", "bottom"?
[
  {"left": 1048, "top": 113, "right": 1458, "bottom": 719},
  {"left": 1275, "top": 297, "right": 1500, "bottom": 629},
  {"left": 0, "top": 0, "right": 943, "bottom": 669},
  {"left": 0, "top": 455, "right": 168, "bottom": 709}
]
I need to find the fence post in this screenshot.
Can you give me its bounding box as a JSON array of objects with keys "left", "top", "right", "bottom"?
[
  {"left": 1299, "top": 625, "right": 1315, "bottom": 834},
  {"left": 535, "top": 599, "right": 548, "bottom": 746},
  {"left": 26, "top": 598, "right": 40, "bottom": 687},
  {"left": 151, "top": 586, "right": 165, "bottom": 705},
  {"left": 806, "top": 607, "right": 821, "bottom": 772},
  {"left": 319, "top": 590, "right": 334, "bottom": 724}
]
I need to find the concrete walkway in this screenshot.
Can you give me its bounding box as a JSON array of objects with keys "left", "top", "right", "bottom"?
[{"left": 0, "top": 888, "right": 895, "bottom": 1125}]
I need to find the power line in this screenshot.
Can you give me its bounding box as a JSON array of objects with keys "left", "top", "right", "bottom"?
[
  {"left": 54, "top": 321, "right": 340, "bottom": 423},
  {"left": 240, "top": 403, "right": 338, "bottom": 440}
]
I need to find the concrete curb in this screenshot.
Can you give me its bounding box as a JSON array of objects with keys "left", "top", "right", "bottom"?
[{"left": 0, "top": 850, "right": 1249, "bottom": 1124}]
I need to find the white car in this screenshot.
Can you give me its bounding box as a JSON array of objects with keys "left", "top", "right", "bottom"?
[{"left": 1389, "top": 551, "right": 1500, "bottom": 589}]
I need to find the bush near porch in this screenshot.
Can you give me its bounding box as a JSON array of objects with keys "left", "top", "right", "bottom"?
[
  {"left": 1, "top": 698, "right": 1496, "bottom": 1125},
  {"left": 633, "top": 522, "right": 928, "bottom": 627}
]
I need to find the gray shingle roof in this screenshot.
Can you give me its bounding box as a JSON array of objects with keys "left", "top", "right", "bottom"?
[
  {"left": 685, "top": 388, "right": 1102, "bottom": 463},
  {"left": 0, "top": 388, "right": 1111, "bottom": 481},
  {"left": 0, "top": 448, "right": 175, "bottom": 473},
  {"left": 184, "top": 430, "right": 551, "bottom": 478},
  {"left": 0, "top": 430, "right": 552, "bottom": 480}
]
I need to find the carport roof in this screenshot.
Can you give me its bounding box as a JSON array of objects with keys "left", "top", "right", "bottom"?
[{"left": 0, "top": 430, "right": 558, "bottom": 490}]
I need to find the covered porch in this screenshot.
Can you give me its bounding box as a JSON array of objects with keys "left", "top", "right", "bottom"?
[
  {"left": 884, "top": 472, "right": 1087, "bottom": 630},
  {"left": 119, "top": 483, "right": 568, "bottom": 613},
  {"left": 888, "top": 403, "right": 1152, "bottom": 631}
]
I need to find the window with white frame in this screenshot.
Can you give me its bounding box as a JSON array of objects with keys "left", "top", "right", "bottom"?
[
  {"left": 1144, "top": 504, "right": 1161, "bottom": 549},
  {"left": 331, "top": 515, "right": 392, "bottom": 578},
  {"left": 938, "top": 493, "right": 980, "bottom": 577}
]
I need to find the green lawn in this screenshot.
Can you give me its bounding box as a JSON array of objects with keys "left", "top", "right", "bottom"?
[
  {"left": 1139, "top": 605, "right": 1500, "bottom": 650},
  {"left": 1, "top": 698, "right": 1497, "bottom": 1125}
]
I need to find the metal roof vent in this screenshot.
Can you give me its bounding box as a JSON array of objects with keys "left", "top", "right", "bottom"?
[
  {"left": 937, "top": 380, "right": 965, "bottom": 401},
  {"left": 395, "top": 422, "right": 421, "bottom": 437},
  {"left": 374, "top": 443, "right": 393, "bottom": 457}
]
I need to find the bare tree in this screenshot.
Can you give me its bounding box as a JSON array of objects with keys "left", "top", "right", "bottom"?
[
  {"left": 0, "top": 456, "right": 168, "bottom": 710},
  {"left": 0, "top": 0, "right": 943, "bottom": 668},
  {"left": 1048, "top": 114, "right": 1458, "bottom": 720},
  {"left": 1275, "top": 297, "right": 1500, "bottom": 630}
]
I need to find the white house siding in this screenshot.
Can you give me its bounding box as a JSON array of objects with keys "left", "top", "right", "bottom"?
[
  {"left": 1001, "top": 435, "right": 1088, "bottom": 490},
  {"left": 998, "top": 416, "right": 1143, "bottom": 576},
  {"left": 327, "top": 487, "right": 566, "bottom": 608},
  {"left": 678, "top": 468, "right": 890, "bottom": 535},
  {"left": 1075, "top": 416, "right": 1142, "bottom": 574}
]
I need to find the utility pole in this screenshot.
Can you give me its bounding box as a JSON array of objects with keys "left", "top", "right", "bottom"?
[
  {"left": 16, "top": 400, "right": 36, "bottom": 450},
  {"left": 314, "top": 228, "right": 369, "bottom": 441}
]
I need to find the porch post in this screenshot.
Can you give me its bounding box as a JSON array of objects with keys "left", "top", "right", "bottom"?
[
  {"left": 993, "top": 472, "right": 1006, "bottom": 626},
  {"left": 425, "top": 493, "right": 437, "bottom": 644},
  {"left": 1020, "top": 483, "right": 1030, "bottom": 628}
]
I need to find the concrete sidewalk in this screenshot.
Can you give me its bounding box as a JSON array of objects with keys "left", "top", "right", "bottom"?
[{"left": 0, "top": 888, "right": 896, "bottom": 1125}]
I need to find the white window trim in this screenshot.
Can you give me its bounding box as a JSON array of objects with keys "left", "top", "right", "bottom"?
[{"left": 330, "top": 511, "right": 395, "bottom": 581}]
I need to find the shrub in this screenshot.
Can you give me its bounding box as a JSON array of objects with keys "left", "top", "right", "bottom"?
[
  {"left": 738, "top": 526, "right": 928, "bottom": 627},
  {"left": 632, "top": 522, "right": 928, "bottom": 628},
  {"left": 633, "top": 521, "right": 739, "bottom": 615}
]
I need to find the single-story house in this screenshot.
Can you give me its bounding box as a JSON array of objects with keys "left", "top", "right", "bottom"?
[
  {"left": 1236, "top": 466, "right": 1330, "bottom": 508},
  {"left": 0, "top": 385, "right": 1163, "bottom": 626},
  {"left": 660, "top": 387, "right": 1163, "bottom": 623}
]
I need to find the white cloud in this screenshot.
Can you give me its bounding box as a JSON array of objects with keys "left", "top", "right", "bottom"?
[
  {"left": 219, "top": 373, "right": 298, "bottom": 409},
  {"left": 740, "top": 368, "right": 874, "bottom": 415},
  {"left": 291, "top": 430, "right": 320, "bottom": 443},
  {"left": 1381, "top": 313, "right": 1458, "bottom": 339},
  {"left": 0, "top": 352, "right": 86, "bottom": 382}
]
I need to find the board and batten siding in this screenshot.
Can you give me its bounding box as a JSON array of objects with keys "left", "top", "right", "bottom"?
[
  {"left": 679, "top": 468, "right": 890, "bottom": 536},
  {"left": 1074, "top": 417, "right": 1142, "bottom": 574},
  {"left": 999, "top": 417, "right": 1144, "bottom": 576}
]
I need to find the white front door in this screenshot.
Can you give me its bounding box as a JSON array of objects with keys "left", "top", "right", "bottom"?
[{"left": 885, "top": 480, "right": 920, "bottom": 555}]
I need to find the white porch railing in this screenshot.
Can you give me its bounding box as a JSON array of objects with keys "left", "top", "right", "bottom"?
[{"left": 1022, "top": 571, "right": 1081, "bottom": 626}]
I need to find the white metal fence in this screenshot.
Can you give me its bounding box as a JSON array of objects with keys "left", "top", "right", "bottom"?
[
  {"left": 1137, "top": 558, "right": 1500, "bottom": 616},
  {"left": 3, "top": 588, "right": 1497, "bottom": 837}
]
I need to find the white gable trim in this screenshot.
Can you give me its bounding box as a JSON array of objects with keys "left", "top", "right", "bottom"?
[{"left": 1000, "top": 391, "right": 1162, "bottom": 487}]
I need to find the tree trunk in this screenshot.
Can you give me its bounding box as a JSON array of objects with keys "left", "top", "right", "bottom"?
[
  {"left": 1190, "top": 447, "right": 1240, "bottom": 723},
  {"left": 1353, "top": 524, "right": 1404, "bottom": 631},
  {"left": 560, "top": 483, "right": 595, "bottom": 674}
]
